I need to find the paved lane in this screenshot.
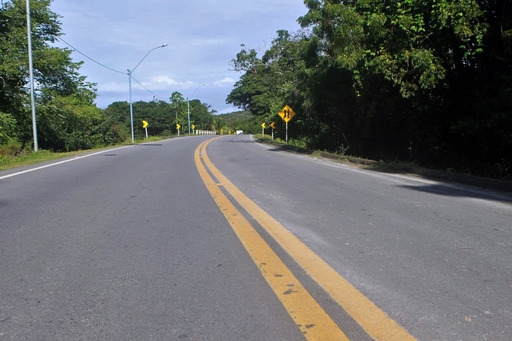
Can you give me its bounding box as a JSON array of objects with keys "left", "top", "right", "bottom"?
[
  {"left": 0, "top": 137, "right": 304, "bottom": 340},
  {"left": 206, "top": 135, "right": 512, "bottom": 341},
  {"left": 2, "top": 134, "right": 511, "bottom": 340}
]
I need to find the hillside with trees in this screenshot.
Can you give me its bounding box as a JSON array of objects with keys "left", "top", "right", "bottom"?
[{"left": 227, "top": 0, "right": 511, "bottom": 179}]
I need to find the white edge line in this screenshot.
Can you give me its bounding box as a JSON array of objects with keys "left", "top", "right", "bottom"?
[
  {"left": 0, "top": 145, "right": 134, "bottom": 180},
  {"left": 252, "top": 138, "right": 512, "bottom": 205}
]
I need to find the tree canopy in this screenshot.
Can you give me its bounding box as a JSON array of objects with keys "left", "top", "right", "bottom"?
[
  {"left": 227, "top": 0, "right": 512, "bottom": 178},
  {"left": 106, "top": 92, "right": 214, "bottom": 138},
  {"left": 0, "top": 0, "right": 115, "bottom": 151}
]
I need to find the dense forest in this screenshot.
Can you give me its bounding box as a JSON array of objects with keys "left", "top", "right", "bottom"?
[
  {"left": 1, "top": 0, "right": 511, "bottom": 179},
  {"left": 227, "top": 0, "right": 512, "bottom": 179}
]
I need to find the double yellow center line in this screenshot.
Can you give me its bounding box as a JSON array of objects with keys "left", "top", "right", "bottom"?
[{"left": 194, "top": 137, "right": 415, "bottom": 341}]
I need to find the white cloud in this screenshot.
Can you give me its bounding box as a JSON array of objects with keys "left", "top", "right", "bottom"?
[
  {"left": 148, "top": 75, "right": 182, "bottom": 87},
  {"left": 213, "top": 77, "right": 236, "bottom": 87}
]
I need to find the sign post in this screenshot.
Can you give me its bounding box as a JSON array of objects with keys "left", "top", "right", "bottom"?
[
  {"left": 278, "top": 105, "right": 296, "bottom": 142},
  {"left": 261, "top": 122, "right": 266, "bottom": 137},
  {"left": 176, "top": 123, "right": 181, "bottom": 136},
  {"left": 270, "top": 121, "right": 276, "bottom": 140},
  {"left": 142, "top": 120, "right": 149, "bottom": 139}
]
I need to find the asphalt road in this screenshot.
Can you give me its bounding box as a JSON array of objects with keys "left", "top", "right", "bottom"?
[{"left": 1, "top": 134, "right": 511, "bottom": 340}]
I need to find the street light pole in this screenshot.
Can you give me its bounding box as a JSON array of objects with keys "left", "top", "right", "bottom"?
[
  {"left": 187, "top": 83, "right": 207, "bottom": 134},
  {"left": 127, "top": 44, "right": 167, "bottom": 142},
  {"left": 26, "top": 0, "right": 38, "bottom": 151}
]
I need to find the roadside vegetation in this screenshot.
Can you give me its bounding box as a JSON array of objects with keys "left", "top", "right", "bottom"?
[{"left": 227, "top": 0, "right": 512, "bottom": 180}]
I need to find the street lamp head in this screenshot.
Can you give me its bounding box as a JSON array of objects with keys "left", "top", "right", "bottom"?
[{"left": 162, "top": 43, "right": 168, "bottom": 47}]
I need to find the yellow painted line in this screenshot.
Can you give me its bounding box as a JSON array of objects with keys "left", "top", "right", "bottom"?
[
  {"left": 197, "top": 137, "right": 416, "bottom": 341},
  {"left": 195, "top": 138, "right": 348, "bottom": 341}
]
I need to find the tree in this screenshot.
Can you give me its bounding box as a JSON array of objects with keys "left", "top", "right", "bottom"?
[
  {"left": 37, "top": 91, "right": 108, "bottom": 150},
  {"left": 0, "top": 111, "right": 18, "bottom": 145},
  {"left": 227, "top": 31, "right": 309, "bottom": 125},
  {"left": 126, "top": 99, "right": 175, "bottom": 137},
  {"left": 297, "top": 0, "right": 511, "bottom": 174},
  {"left": 169, "top": 91, "right": 186, "bottom": 133},
  {"left": 0, "top": 0, "right": 100, "bottom": 151},
  {"left": 188, "top": 99, "right": 213, "bottom": 130},
  {"left": 228, "top": 0, "right": 511, "bottom": 178}
]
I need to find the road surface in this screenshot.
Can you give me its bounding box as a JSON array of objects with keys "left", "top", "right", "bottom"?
[{"left": 1, "top": 135, "right": 511, "bottom": 340}]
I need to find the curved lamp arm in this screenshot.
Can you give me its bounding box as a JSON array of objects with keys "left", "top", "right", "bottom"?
[{"left": 128, "top": 44, "right": 167, "bottom": 142}]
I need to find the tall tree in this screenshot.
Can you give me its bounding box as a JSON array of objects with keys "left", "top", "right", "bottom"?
[
  {"left": 169, "top": 91, "right": 187, "bottom": 133},
  {"left": 297, "top": 0, "right": 511, "bottom": 174},
  {"left": 227, "top": 31, "right": 311, "bottom": 135},
  {"left": 0, "top": 0, "right": 100, "bottom": 150}
]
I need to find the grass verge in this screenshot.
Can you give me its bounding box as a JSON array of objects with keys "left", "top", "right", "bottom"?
[
  {"left": 0, "top": 137, "right": 162, "bottom": 172},
  {"left": 255, "top": 135, "right": 512, "bottom": 194}
]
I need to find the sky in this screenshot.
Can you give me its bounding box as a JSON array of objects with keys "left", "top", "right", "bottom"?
[{"left": 49, "top": 0, "right": 309, "bottom": 114}]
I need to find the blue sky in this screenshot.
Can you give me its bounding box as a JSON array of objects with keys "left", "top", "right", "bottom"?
[{"left": 49, "top": 0, "right": 308, "bottom": 114}]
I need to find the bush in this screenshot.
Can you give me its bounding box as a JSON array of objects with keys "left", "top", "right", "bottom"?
[
  {"left": 0, "top": 139, "right": 22, "bottom": 157},
  {"left": 0, "top": 112, "right": 17, "bottom": 145}
]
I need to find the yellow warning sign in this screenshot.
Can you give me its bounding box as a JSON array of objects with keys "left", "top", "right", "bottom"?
[{"left": 278, "top": 105, "right": 296, "bottom": 123}]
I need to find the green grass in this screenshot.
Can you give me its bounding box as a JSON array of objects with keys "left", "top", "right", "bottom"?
[
  {"left": 0, "top": 149, "right": 84, "bottom": 171},
  {"left": 254, "top": 135, "right": 419, "bottom": 172},
  {"left": 0, "top": 136, "right": 172, "bottom": 172},
  {"left": 254, "top": 135, "right": 512, "bottom": 192}
]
